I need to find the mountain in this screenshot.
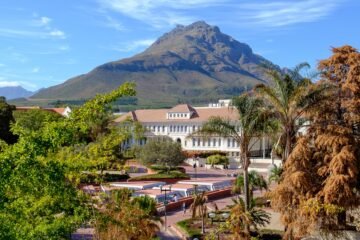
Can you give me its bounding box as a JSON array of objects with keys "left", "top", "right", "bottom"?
[
  {"left": 0, "top": 86, "right": 33, "bottom": 100},
  {"left": 32, "top": 21, "right": 280, "bottom": 107}
]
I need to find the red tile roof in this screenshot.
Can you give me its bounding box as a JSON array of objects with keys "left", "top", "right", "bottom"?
[{"left": 114, "top": 104, "right": 239, "bottom": 123}]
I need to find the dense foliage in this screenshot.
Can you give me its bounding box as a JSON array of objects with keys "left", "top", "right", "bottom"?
[
  {"left": 13, "top": 109, "right": 62, "bottom": 132},
  {"left": 271, "top": 46, "right": 360, "bottom": 238},
  {"left": 137, "top": 137, "right": 186, "bottom": 167},
  {"left": 0, "top": 83, "right": 136, "bottom": 239},
  {"left": 95, "top": 189, "right": 159, "bottom": 240},
  {"left": 0, "top": 97, "right": 17, "bottom": 144},
  {"left": 206, "top": 154, "right": 229, "bottom": 166}
]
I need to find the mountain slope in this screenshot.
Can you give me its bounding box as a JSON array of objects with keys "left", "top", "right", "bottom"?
[
  {"left": 32, "top": 21, "right": 280, "bottom": 106},
  {"left": 0, "top": 86, "right": 33, "bottom": 100}
]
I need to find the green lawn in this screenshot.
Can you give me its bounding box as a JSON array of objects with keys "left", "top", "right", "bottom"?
[{"left": 129, "top": 170, "right": 189, "bottom": 181}]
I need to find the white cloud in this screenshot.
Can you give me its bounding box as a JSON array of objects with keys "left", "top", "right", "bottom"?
[
  {"left": 0, "top": 14, "right": 66, "bottom": 39},
  {"left": 49, "top": 30, "right": 66, "bottom": 38},
  {"left": 39, "top": 16, "right": 52, "bottom": 26},
  {"left": 113, "top": 39, "right": 155, "bottom": 52},
  {"left": 98, "top": 0, "right": 227, "bottom": 28},
  {"left": 97, "top": 0, "right": 343, "bottom": 28},
  {"left": 58, "top": 45, "right": 70, "bottom": 51},
  {"left": 238, "top": 0, "right": 343, "bottom": 27},
  {"left": 0, "top": 81, "right": 20, "bottom": 87},
  {"left": 104, "top": 15, "right": 125, "bottom": 31},
  {"left": 0, "top": 80, "right": 37, "bottom": 90},
  {"left": 32, "top": 67, "right": 40, "bottom": 73}
]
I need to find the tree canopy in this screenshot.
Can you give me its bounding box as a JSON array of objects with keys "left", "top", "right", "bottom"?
[
  {"left": 137, "top": 137, "right": 185, "bottom": 167},
  {"left": 271, "top": 46, "right": 360, "bottom": 238},
  {"left": 0, "top": 82, "right": 136, "bottom": 239},
  {"left": 0, "top": 97, "right": 17, "bottom": 144}
]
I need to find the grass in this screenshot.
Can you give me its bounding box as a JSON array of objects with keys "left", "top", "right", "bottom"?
[
  {"left": 176, "top": 219, "right": 202, "bottom": 238},
  {"left": 250, "top": 229, "right": 284, "bottom": 240},
  {"left": 129, "top": 170, "right": 189, "bottom": 180}
]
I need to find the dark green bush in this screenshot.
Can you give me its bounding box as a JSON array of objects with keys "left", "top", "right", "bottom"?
[{"left": 80, "top": 172, "right": 129, "bottom": 184}]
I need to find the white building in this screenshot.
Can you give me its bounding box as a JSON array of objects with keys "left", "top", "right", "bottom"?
[{"left": 115, "top": 102, "right": 272, "bottom": 164}]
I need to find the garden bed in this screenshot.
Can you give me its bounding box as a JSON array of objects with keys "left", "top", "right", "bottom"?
[{"left": 176, "top": 219, "right": 202, "bottom": 239}]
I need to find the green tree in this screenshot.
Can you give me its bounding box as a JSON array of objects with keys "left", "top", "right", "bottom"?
[
  {"left": 195, "top": 94, "right": 276, "bottom": 210},
  {"left": 268, "top": 165, "right": 283, "bottom": 184},
  {"left": 0, "top": 97, "right": 17, "bottom": 144},
  {"left": 206, "top": 154, "right": 229, "bottom": 167},
  {"left": 13, "top": 109, "right": 62, "bottom": 132},
  {"left": 232, "top": 170, "right": 268, "bottom": 199},
  {"left": 255, "top": 63, "right": 326, "bottom": 163},
  {"left": 86, "top": 126, "right": 131, "bottom": 174},
  {"left": 137, "top": 137, "right": 185, "bottom": 167},
  {"left": 190, "top": 191, "right": 208, "bottom": 234},
  {"left": 0, "top": 83, "right": 136, "bottom": 239}
]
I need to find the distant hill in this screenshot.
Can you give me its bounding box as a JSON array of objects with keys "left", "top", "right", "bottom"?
[
  {"left": 32, "top": 21, "right": 281, "bottom": 107},
  {"left": 0, "top": 86, "right": 33, "bottom": 100}
]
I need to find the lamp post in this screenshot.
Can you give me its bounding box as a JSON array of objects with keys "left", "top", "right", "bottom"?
[{"left": 160, "top": 185, "right": 172, "bottom": 231}]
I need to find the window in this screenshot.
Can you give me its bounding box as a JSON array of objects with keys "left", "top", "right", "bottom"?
[
  {"left": 213, "top": 138, "right": 216, "bottom": 147},
  {"left": 208, "top": 139, "right": 211, "bottom": 146},
  {"left": 192, "top": 125, "right": 196, "bottom": 132},
  {"left": 184, "top": 126, "right": 187, "bottom": 132},
  {"left": 202, "top": 138, "right": 205, "bottom": 147},
  {"left": 180, "top": 126, "right": 183, "bottom": 132},
  {"left": 180, "top": 114, "right": 183, "bottom": 117},
  {"left": 227, "top": 138, "right": 231, "bottom": 147},
  {"left": 162, "top": 126, "right": 165, "bottom": 132},
  {"left": 170, "top": 126, "right": 173, "bottom": 132},
  {"left": 157, "top": 126, "right": 160, "bottom": 132},
  {"left": 218, "top": 138, "right": 221, "bottom": 146},
  {"left": 192, "top": 138, "right": 195, "bottom": 147},
  {"left": 232, "top": 139, "right": 236, "bottom": 147},
  {"left": 185, "top": 140, "right": 187, "bottom": 147},
  {"left": 177, "top": 125, "right": 180, "bottom": 132},
  {"left": 197, "top": 138, "right": 200, "bottom": 146}
]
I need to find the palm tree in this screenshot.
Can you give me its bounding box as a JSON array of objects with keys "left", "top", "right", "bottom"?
[
  {"left": 268, "top": 165, "right": 283, "bottom": 184},
  {"left": 227, "top": 197, "right": 270, "bottom": 240},
  {"left": 190, "top": 191, "right": 208, "bottom": 234},
  {"left": 195, "top": 93, "right": 276, "bottom": 210},
  {"left": 232, "top": 170, "right": 268, "bottom": 199},
  {"left": 255, "top": 63, "right": 325, "bottom": 163}
]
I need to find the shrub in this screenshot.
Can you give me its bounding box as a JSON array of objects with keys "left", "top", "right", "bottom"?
[
  {"left": 80, "top": 172, "right": 129, "bottom": 184},
  {"left": 129, "top": 171, "right": 188, "bottom": 181},
  {"left": 149, "top": 165, "right": 186, "bottom": 173},
  {"left": 206, "top": 154, "right": 229, "bottom": 166},
  {"left": 177, "top": 219, "right": 202, "bottom": 238}
]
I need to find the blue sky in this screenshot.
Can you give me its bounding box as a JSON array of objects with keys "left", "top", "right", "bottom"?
[{"left": 0, "top": 0, "right": 358, "bottom": 91}]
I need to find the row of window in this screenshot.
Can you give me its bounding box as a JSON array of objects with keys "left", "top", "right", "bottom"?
[
  {"left": 168, "top": 113, "right": 189, "bottom": 118},
  {"left": 186, "top": 138, "right": 240, "bottom": 148},
  {"left": 146, "top": 125, "right": 200, "bottom": 133}
]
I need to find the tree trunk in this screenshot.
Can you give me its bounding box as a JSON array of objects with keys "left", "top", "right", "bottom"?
[
  {"left": 202, "top": 212, "right": 205, "bottom": 234},
  {"left": 283, "top": 128, "right": 291, "bottom": 164},
  {"left": 241, "top": 143, "right": 250, "bottom": 211},
  {"left": 243, "top": 167, "right": 250, "bottom": 211}
]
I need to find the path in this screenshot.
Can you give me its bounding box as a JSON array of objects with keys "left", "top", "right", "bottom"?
[{"left": 157, "top": 194, "right": 283, "bottom": 240}]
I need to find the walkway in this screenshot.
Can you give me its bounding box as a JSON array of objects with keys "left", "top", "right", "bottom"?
[{"left": 156, "top": 194, "right": 283, "bottom": 240}]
